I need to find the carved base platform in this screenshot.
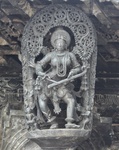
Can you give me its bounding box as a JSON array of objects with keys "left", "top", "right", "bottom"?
[{"left": 27, "top": 129, "right": 91, "bottom": 150}]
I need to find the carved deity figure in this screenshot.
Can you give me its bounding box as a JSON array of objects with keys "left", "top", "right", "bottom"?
[{"left": 33, "top": 28, "right": 87, "bottom": 129}]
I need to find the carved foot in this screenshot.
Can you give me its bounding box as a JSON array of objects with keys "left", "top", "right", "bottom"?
[
  {"left": 80, "top": 117, "right": 89, "bottom": 129},
  {"left": 47, "top": 116, "right": 56, "bottom": 123},
  {"left": 50, "top": 123, "right": 58, "bottom": 129},
  {"left": 47, "top": 116, "right": 58, "bottom": 129},
  {"left": 65, "top": 123, "right": 80, "bottom": 129}
]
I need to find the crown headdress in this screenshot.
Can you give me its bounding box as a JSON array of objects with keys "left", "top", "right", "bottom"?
[{"left": 51, "top": 28, "right": 71, "bottom": 48}]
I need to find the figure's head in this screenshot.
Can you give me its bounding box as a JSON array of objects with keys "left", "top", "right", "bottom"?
[
  {"left": 54, "top": 38, "right": 67, "bottom": 51},
  {"left": 51, "top": 28, "right": 71, "bottom": 51}
]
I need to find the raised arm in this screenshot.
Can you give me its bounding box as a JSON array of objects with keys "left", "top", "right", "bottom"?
[{"left": 68, "top": 52, "right": 81, "bottom": 78}]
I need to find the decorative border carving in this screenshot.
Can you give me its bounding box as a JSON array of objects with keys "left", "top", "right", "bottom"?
[{"left": 21, "top": 4, "right": 96, "bottom": 60}]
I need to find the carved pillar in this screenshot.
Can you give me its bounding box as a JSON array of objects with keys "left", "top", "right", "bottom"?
[{"left": 0, "top": 77, "right": 41, "bottom": 150}]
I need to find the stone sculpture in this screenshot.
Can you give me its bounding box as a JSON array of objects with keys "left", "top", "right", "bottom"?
[
  {"left": 21, "top": 4, "right": 97, "bottom": 149},
  {"left": 30, "top": 28, "right": 89, "bottom": 129}
]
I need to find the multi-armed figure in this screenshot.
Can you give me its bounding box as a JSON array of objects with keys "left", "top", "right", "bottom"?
[
  {"left": 34, "top": 28, "right": 87, "bottom": 129},
  {"left": 21, "top": 4, "right": 97, "bottom": 131}
]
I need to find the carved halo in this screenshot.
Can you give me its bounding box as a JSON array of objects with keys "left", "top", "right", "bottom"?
[
  {"left": 20, "top": 4, "right": 97, "bottom": 132},
  {"left": 21, "top": 4, "right": 96, "bottom": 60}
]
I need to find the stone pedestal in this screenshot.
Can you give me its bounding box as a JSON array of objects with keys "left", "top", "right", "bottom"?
[{"left": 27, "top": 129, "right": 90, "bottom": 150}]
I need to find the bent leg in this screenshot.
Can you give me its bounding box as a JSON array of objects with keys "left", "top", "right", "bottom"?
[
  {"left": 38, "top": 94, "right": 51, "bottom": 121},
  {"left": 38, "top": 94, "right": 58, "bottom": 128},
  {"left": 63, "top": 93, "right": 80, "bottom": 128},
  {"left": 63, "top": 93, "right": 75, "bottom": 121}
]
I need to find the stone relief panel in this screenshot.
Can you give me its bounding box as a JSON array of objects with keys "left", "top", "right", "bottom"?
[
  {"left": 21, "top": 4, "right": 97, "bottom": 132},
  {"left": 1, "top": 107, "right": 41, "bottom": 150},
  {"left": 0, "top": 77, "right": 23, "bottom": 108}
]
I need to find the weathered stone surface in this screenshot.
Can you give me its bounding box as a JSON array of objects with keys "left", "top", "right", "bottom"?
[{"left": 28, "top": 129, "right": 91, "bottom": 150}]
